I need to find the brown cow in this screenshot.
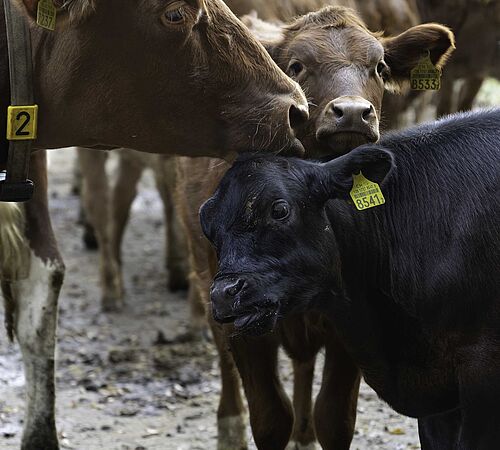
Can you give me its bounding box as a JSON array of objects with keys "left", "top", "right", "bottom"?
[
  {"left": 0, "top": 0, "right": 308, "bottom": 163},
  {"left": 175, "top": 7, "right": 454, "bottom": 449},
  {"left": 0, "top": 1, "right": 311, "bottom": 449}
]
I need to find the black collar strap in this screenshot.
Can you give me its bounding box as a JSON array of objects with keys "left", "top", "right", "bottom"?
[{"left": 0, "top": 0, "right": 35, "bottom": 202}]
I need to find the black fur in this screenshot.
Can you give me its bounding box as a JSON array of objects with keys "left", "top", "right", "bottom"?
[{"left": 201, "top": 108, "right": 500, "bottom": 449}]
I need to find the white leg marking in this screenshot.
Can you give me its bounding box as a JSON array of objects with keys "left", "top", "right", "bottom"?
[
  {"left": 218, "top": 414, "right": 248, "bottom": 450},
  {"left": 13, "top": 252, "right": 63, "bottom": 450},
  {"left": 285, "top": 441, "right": 318, "bottom": 450}
]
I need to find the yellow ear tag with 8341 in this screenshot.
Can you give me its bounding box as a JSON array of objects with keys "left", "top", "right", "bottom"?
[
  {"left": 37, "top": 0, "right": 57, "bottom": 31},
  {"left": 410, "top": 54, "right": 441, "bottom": 90},
  {"left": 350, "top": 172, "right": 385, "bottom": 211}
]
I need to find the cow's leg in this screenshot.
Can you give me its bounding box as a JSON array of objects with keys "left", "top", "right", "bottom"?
[
  {"left": 153, "top": 156, "right": 189, "bottom": 292},
  {"left": 279, "top": 315, "right": 324, "bottom": 450},
  {"left": 418, "top": 409, "right": 461, "bottom": 450},
  {"left": 231, "top": 333, "right": 293, "bottom": 450},
  {"left": 457, "top": 358, "right": 500, "bottom": 450},
  {"left": 286, "top": 358, "right": 317, "bottom": 450},
  {"left": 207, "top": 316, "right": 247, "bottom": 450},
  {"left": 314, "top": 330, "right": 360, "bottom": 450},
  {"left": 78, "top": 147, "right": 124, "bottom": 311},
  {"left": 109, "top": 150, "right": 144, "bottom": 266},
  {"left": 456, "top": 76, "right": 484, "bottom": 112},
  {"left": 3, "top": 151, "right": 65, "bottom": 450}
]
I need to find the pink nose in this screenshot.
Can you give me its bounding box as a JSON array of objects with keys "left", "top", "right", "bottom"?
[{"left": 330, "top": 98, "right": 377, "bottom": 127}]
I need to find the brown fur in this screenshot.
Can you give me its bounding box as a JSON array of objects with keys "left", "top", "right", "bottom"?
[{"left": 2, "top": 0, "right": 307, "bottom": 157}]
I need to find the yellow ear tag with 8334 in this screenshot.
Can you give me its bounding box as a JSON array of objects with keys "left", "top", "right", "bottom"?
[
  {"left": 410, "top": 53, "right": 441, "bottom": 90},
  {"left": 350, "top": 172, "right": 385, "bottom": 211},
  {"left": 37, "top": 0, "right": 57, "bottom": 31}
]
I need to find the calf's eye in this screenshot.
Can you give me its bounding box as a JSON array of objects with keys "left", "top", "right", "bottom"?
[{"left": 271, "top": 200, "right": 290, "bottom": 221}]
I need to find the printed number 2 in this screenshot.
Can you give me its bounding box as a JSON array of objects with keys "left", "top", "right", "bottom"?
[
  {"left": 15, "top": 111, "right": 31, "bottom": 136},
  {"left": 7, "top": 105, "right": 38, "bottom": 140}
]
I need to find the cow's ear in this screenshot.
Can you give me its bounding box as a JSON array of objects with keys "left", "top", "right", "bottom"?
[
  {"left": 14, "top": 0, "right": 95, "bottom": 28},
  {"left": 313, "top": 146, "right": 394, "bottom": 201},
  {"left": 241, "top": 13, "right": 285, "bottom": 60},
  {"left": 382, "top": 23, "right": 455, "bottom": 90}
]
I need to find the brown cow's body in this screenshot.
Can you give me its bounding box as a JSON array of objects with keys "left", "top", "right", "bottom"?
[{"left": 0, "top": 1, "right": 313, "bottom": 449}]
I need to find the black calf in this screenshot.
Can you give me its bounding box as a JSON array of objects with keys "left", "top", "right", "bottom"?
[{"left": 201, "top": 108, "right": 500, "bottom": 449}]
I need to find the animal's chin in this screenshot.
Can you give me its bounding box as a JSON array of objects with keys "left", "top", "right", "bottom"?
[
  {"left": 233, "top": 309, "right": 279, "bottom": 336},
  {"left": 314, "top": 131, "right": 378, "bottom": 156}
]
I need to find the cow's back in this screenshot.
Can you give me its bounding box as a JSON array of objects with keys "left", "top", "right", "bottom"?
[{"left": 376, "top": 109, "right": 500, "bottom": 317}]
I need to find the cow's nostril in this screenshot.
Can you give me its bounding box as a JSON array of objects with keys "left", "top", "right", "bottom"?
[
  {"left": 225, "top": 279, "right": 245, "bottom": 297},
  {"left": 362, "top": 105, "right": 375, "bottom": 120},
  {"left": 332, "top": 106, "right": 344, "bottom": 118},
  {"left": 289, "top": 103, "right": 309, "bottom": 130}
]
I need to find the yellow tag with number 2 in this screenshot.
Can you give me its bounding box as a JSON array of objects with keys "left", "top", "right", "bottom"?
[
  {"left": 350, "top": 172, "right": 385, "bottom": 211},
  {"left": 6, "top": 105, "right": 38, "bottom": 140},
  {"left": 37, "top": 0, "right": 57, "bottom": 31}
]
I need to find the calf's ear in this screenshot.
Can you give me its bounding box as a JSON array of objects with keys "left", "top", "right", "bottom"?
[
  {"left": 14, "top": 0, "right": 96, "bottom": 28},
  {"left": 382, "top": 23, "right": 455, "bottom": 90},
  {"left": 314, "top": 146, "right": 394, "bottom": 200}
]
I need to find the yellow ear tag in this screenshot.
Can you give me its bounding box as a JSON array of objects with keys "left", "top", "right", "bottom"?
[
  {"left": 410, "top": 54, "right": 441, "bottom": 90},
  {"left": 37, "top": 0, "right": 57, "bottom": 31},
  {"left": 350, "top": 172, "right": 385, "bottom": 211}
]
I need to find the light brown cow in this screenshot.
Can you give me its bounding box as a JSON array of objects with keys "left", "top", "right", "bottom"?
[
  {"left": 0, "top": 1, "right": 312, "bottom": 449},
  {"left": 176, "top": 7, "right": 454, "bottom": 449}
]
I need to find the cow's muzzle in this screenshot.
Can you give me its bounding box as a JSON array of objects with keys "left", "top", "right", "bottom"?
[
  {"left": 316, "top": 95, "right": 379, "bottom": 154},
  {"left": 210, "top": 275, "right": 280, "bottom": 336}
]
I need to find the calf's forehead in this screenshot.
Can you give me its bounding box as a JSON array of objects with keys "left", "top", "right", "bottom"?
[{"left": 286, "top": 26, "right": 384, "bottom": 67}]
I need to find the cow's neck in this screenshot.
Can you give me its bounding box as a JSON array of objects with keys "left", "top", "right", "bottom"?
[
  {"left": 324, "top": 199, "right": 459, "bottom": 417},
  {"left": 0, "top": 2, "right": 10, "bottom": 170}
]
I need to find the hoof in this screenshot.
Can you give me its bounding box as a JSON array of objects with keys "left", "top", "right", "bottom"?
[
  {"left": 22, "top": 427, "right": 59, "bottom": 450},
  {"left": 218, "top": 415, "right": 248, "bottom": 450}
]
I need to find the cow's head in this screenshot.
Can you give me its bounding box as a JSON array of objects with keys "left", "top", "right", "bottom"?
[
  {"left": 14, "top": 0, "right": 308, "bottom": 156},
  {"left": 246, "top": 6, "right": 454, "bottom": 156},
  {"left": 200, "top": 149, "right": 393, "bottom": 335}
]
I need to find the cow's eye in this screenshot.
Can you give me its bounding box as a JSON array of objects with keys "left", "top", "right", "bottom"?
[
  {"left": 164, "top": 2, "right": 186, "bottom": 25},
  {"left": 376, "top": 60, "right": 389, "bottom": 80},
  {"left": 271, "top": 200, "right": 290, "bottom": 221},
  {"left": 287, "top": 61, "right": 304, "bottom": 78}
]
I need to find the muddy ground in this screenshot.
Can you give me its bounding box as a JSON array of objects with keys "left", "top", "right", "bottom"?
[{"left": 1, "top": 84, "right": 498, "bottom": 450}]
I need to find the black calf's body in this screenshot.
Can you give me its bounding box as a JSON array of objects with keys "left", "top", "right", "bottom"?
[{"left": 200, "top": 109, "right": 500, "bottom": 449}]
